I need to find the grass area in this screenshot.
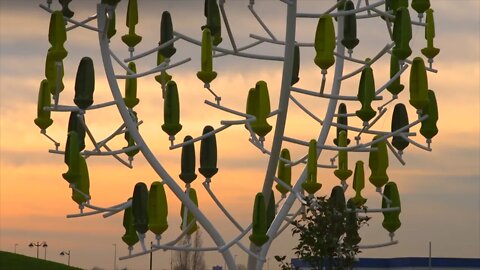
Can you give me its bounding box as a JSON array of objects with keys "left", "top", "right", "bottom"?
[{"left": 0, "top": 250, "right": 83, "bottom": 270}]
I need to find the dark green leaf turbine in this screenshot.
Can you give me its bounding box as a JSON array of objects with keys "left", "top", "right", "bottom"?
[
  {"left": 74, "top": 57, "right": 95, "bottom": 110},
  {"left": 249, "top": 192, "right": 269, "bottom": 247},
  {"left": 34, "top": 80, "right": 54, "bottom": 130},
  {"left": 179, "top": 136, "right": 197, "bottom": 184},
  {"left": 199, "top": 125, "right": 219, "bottom": 179},
  {"left": 132, "top": 182, "right": 149, "bottom": 234}
]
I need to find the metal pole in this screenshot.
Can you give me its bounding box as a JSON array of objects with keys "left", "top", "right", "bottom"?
[
  {"left": 113, "top": 243, "right": 117, "bottom": 270},
  {"left": 97, "top": 5, "right": 235, "bottom": 269},
  {"left": 257, "top": 7, "right": 347, "bottom": 270},
  {"left": 150, "top": 242, "right": 153, "bottom": 270},
  {"left": 429, "top": 241, "right": 432, "bottom": 270},
  {"left": 29, "top": 242, "right": 46, "bottom": 259},
  {"left": 60, "top": 251, "right": 71, "bottom": 266},
  {"left": 14, "top": 243, "right": 18, "bottom": 254},
  {"left": 248, "top": 2, "right": 298, "bottom": 267},
  {"left": 260, "top": 0, "right": 297, "bottom": 207}
]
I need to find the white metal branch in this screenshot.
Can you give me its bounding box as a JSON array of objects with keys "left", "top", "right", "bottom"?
[
  {"left": 115, "top": 58, "right": 191, "bottom": 79},
  {"left": 124, "top": 37, "right": 181, "bottom": 62},
  {"left": 340, "top": 43, "right": 394, "bottom": 81},
  {"left": 289, "top": 95, "right": 324, "bottom": 124},
  {"left": 238, "top": 242, "right": 266, "bottom": 262},
  {"left": 118, "top": 222, "right": 198, "bottom": 260},
  {"left": 388, "top": 51, "right": 438, "bottom": 73},
  {"left": 330, "top": 121, "right": 416, "bottom": 136},
  {"left": 359, "top": 108, "right": 388, "bottom": 136},
  {"left": 400, "top": 134, "right": 432, "bottom": 152},
  {"left": 169, "top": 125, "right": 230, "bottom": 150},
  {"left": 214, "top": 40, "right": 263, "bottom": 58},
  {"left": 279, "top": 0, "right": 293, "bottom": 5},
  {"left": 297, "top": 0, "right": 385, "bottom": 18},
  {"left": 110, "top": 49, "right": 135, "bottom": 74},
  {"left": 282, "top": 136, "right": 376, "bottom": 152},
  {"left": 76, "top": 113, "right": 101, "bottom": 152},
  {"left": 291, "top": 86, "right": 382, "bottom": 101},
  {"left": 378, "top": 95, "right": 398, "bottom": 111},
  {"left": 335, "top": 52, "right": 369, "bottom": 64},
  {"left": 296, "top": 0, "right": 346, "bottom": 19},
  {"left": 273, "top": 206, "right": 303, "bottom": 238},
  {"left": 41, "top": 129, "right": 60, "bottom": 150},
  {"left": 249, "top": 34, "right": 314, "bottom": 47},
  {"left": 218, "top": 224, "right": 253, "bottom": 252},
  {"left": 39, "top": 4, "right": 101, "bottom": 32},
  {"left": 83, "top": 200, "right": 131, "bottom": 213},
  {"left": 174, "top": 31, "right": 284, "bottom": 61},
  {"left": 66, "top": 14, "right": 98, "bottom": 31},
  {"left": 375, "top": 64, "right": 409, "bottom": 95},
  {"left": 248, "top": 5, "right": 277, "bottom": 41},
  {"left": 219, "top": 1, "right": 238, "bottom": 52},
  {"left": 70, "top": 183, "right": 91, "bottom": 201},
  {"left": 273, "top": 177, "right": 307, "bottom": 205},
  {"left": 386, "top": 139, "right": 406, "bottom": 165},
  {"left": 45, "top": 101, "right": 117, "bottom": 112},
  {"left": 203, "top": 180, "right": 244, "bottom": 231},
  {"left": 87, "top": 123, "right": 128, "bottom": 157},
  {"left": 83, "top": 145, "right": 140, "bottom": 156}
]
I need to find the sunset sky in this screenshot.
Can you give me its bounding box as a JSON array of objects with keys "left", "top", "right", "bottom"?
[{"left": 0, "top": 1, "right": 479, "bottom": 270}]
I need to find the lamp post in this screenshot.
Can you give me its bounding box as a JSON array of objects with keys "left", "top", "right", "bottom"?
[
  {"left": 14, "top": 243, "right": 18, "bottom": 254},
  {"left": 60, "top": 250, "right": 71, "bottom": 266},
  {"left": 429, "top": 241, "right": 432, "bottom": 270},
  {"left": 42, "top": 242, "right": 48, "bottom": 260},
  {"left": 149, "top": 242, "right": 153, "bottom": 270},
  {"left": 28, "top": 241, "right": 47, "bottom": 259},
  {"left": 113, "top": 243, "right": 117, "bottom": 270}
]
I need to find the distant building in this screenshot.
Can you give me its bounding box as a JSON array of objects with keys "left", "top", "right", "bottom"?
[{"left": 291, "top": 257, "right": 480, "bottom": 269}]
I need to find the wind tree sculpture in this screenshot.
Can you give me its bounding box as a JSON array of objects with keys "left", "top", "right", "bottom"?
[{"left": 35, "top": 0, "right": 440, "bottom": 269}]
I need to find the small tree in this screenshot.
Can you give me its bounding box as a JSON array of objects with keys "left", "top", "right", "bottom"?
[
  {"left": 173, "top": 230, "right": 206, "bottom": 270},
  {"left": 276, "top": 191, "right": 369, "bottom": 270},
  {"left": 236, "top": 264, "right": 247, "bottom": 270}
]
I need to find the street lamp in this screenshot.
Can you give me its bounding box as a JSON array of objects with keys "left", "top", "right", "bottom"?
[
  {"left": 113, "top": 243, "right": 117, "bottom": 270},
  {"left": 28, "top": 241, "right": 47, "bottom": 259},
  {"left": 149, "top": 242, "right": 153, "bottom": 270},
  {"left": 42, "top": 242, "right": 48, "bottom": 260},
  {"left": 60, "top": 250, "right": 71, "bottom": 266}
]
